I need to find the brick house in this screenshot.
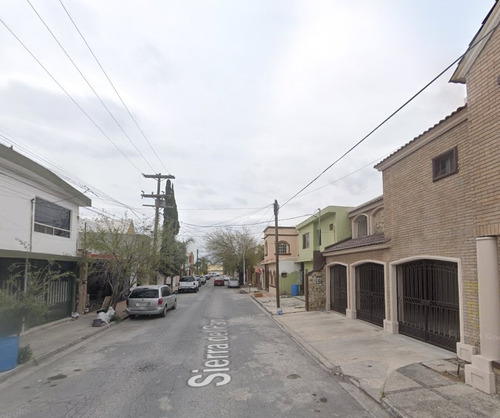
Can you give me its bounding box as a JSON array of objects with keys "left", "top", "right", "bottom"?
[{"left": 321, "top": 2, "right": 500, "bottom": 394}]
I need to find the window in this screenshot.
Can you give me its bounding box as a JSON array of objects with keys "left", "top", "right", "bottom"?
[
  {"left": 433, "top": 147, "right": 458, "bottom": 181},
  {"left": 278, "top": 241, "right": 288, "bottom": 254},
  {"left": 302, "top": 233, "right": 310, "bottom": 249},
  {"left": 317, "top": 228, "right": 322, "bottom": 246},
  {"left": 34, "top": 197, "right": 71, "bottom": 238},
  {"left": 329, "top": 223, "right": 334, "bottom": 231},
  {"left": 355, "top": 215, "right": 368, "bottom": 238}
]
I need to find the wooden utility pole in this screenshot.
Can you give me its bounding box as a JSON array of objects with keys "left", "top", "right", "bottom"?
[
  {"left": 142, "top": 173, "right": 175, "bottom": 250},
  {"left": 274, "top": 199, "right": 280, "bottom": 309}
]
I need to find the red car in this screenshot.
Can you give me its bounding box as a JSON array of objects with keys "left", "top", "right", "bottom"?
[{"left": 213, "top": 276, "right": 224, "bottom": 286}]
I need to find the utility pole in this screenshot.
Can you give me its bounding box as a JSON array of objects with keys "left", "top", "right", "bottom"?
[
  {"left": 142, "top": 173, "right": 175, "bottom": 250},
  {"left": 274, "top": 199, "right": 280, "bottom": 309}
]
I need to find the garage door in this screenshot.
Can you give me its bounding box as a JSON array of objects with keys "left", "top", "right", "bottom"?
[
  {"left": 356, "top": 263, "right": 385, "bottom": 327},
  {"left": 397, "top": 260, "right": 460, "bottom": 351}
]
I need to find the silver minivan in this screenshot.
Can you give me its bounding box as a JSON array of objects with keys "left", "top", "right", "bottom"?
[{"left": 126, "top": 285, "right": 177, "bottom": 318}]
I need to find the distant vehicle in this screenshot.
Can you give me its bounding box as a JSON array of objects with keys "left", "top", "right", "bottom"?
[
  {"left": 228, "top": 278, "right": 240, "bottom": 288},
  {"left": 223, "top": 276, "right": 230, "bottom": 284},
  {"left": 203, "top": 274, "right": 211, "bottom": 281},
  {"left": 126, "top": 285, "right": 177, "bottom": 318},
  {"left": 213, "top": 276, "right": 224, "bottom": 286},
  {"left": 198, "top": 275, "right": 206, "bottom": 285},
  {"left": 179, "top": 276, "right": 199, "bottom": 293}
]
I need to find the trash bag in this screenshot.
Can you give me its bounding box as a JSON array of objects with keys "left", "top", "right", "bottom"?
[{"left": 96, "top": 306, "right": 115, "bottom": 324}]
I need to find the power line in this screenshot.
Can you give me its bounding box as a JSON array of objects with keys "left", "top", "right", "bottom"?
[
  {"left": 281, "top": 19, "right": 500, "bottom": 209},
  {"left": 58, "top": 0, "right": 171, "bottom": 175},
  {"left": 0, "top": 15, "right": 143, "bottom": 174},
  {"left": 27, "top": 0, "right": 156, "bottom": 173}
]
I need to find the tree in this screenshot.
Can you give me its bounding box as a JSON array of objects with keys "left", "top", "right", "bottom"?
[
  {"left": 158, "top": 179, "right": 189, "bottom": 277},
  {"left": 82, "top": 216, "right": 156, "bottom": 307},
  {"left": 205, "top": 228, "right": 262, "bottom": 277}
]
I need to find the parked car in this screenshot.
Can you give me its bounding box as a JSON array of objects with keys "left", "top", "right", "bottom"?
[
  {"left": 126, "top": 285, "right": 177, "bottom": 318},
  {"left": 228, "top": 277, "right": 240, "bottom": 288},
  {"left": 223, "top": 276, "right": 230, "bottom": 285},
  {"left": 179, "top": 276, "right": 199, "bottom": 293},
  {"left": 198, "top": 275, "right": 206, "bottom": 285},
  {"left": 213, "top": 276, "right": 224, "bottom": 286}
]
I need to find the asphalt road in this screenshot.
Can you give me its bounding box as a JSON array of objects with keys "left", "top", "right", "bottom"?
[{"left": 0, "top": 282, "right": 388, "bottom": 418}]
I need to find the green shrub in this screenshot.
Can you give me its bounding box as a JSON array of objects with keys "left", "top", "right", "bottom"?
[{"left": 17, "top": 345, "right": 33, "bottom": 364}]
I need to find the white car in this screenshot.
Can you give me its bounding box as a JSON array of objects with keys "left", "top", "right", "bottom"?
[{"left": 179, "top": 276, "right": 199, "bottom": 293}]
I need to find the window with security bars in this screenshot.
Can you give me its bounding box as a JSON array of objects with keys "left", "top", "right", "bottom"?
[{"left": 278, "top": 241, "right": 288, "bottom": 254}]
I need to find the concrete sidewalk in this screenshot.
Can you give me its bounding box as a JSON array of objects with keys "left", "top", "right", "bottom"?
[
  {"left": 249, "top": 289, "right": 500, "bottom": 417},
  {"left": 1, "top": 290, "right": 499, "bottom": 417},
  {"left": 0, "top": 301, "right": 127, "bottom": 384}
]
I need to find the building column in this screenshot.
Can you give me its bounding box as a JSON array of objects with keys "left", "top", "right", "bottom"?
[{"left": 465, "top": 236, "right": 500, "bottom": 394}]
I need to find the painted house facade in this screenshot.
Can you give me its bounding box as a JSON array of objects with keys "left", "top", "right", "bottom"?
[
  {"left": 0, "top": 143, "right": 91, "bottom": 323},
  {"left": 321, "top": 2, "right": 500, "bottom": 394},
  {"left": 260, "top": 226, "right": 299, "bottom": 296}
]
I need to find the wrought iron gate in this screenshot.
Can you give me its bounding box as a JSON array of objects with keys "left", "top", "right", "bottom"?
[
  {"left": 397, "top": 260, "right": 459, "bottom": 351},
  {"left": 330, "top": 265, "right": 347, "bottom": 314},
  {"left": 356, "top": 263, "right": 385, "bottom": 327}
]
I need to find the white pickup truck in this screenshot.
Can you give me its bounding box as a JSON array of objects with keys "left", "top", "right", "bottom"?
[{"left": 178, "top": 276, "right": 199, "bottom": 293}]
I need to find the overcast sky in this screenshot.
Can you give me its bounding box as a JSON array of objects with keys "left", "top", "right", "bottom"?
[{"left": 0, "top": 0, "right": 494, "bottom": 253}]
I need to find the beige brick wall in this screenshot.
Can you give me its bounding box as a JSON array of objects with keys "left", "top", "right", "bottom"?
[
  {"left": 382, "top": 113, "right": 480, "bottom": 346},
  {"left": 323, "top": 248, "right": 390, "bottom": 315},
  {"left": 466, "top": 27, "right": 500, "bottom": 238}
]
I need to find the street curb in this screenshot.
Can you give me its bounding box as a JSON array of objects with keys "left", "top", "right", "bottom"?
[
  {"left": 0, "top": 320, "right": 119, "bottom": 385},
  {"left": 249, "top": 295, "right": 398, "bottom": 417}
]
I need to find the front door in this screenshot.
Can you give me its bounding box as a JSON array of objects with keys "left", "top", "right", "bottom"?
[
  {"left": 356, "top": 263, "right": 385, "bottom": 327},
  {"left": 330, "top": 265, "right": 347, "bottom": 314}
]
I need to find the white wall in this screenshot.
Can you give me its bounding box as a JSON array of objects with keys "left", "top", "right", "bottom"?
[{"left": 0, "top": 168, "right": 80, "bottom": 257}]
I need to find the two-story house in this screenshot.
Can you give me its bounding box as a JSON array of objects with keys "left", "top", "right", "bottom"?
[
  {"left": 319, "top": 1, "right": 500, "bottom": 394},
  {"left": 260, "top": 226, "right": 299, "bottom": 296},
  {"left": 0, "top": 143, "right": 91, "bottom": 325},
  {"left": 295, "top": 206, "right": 352, "bottom": 309}
]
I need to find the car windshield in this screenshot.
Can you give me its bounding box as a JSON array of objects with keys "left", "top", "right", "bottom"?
[{"left": 129, "top": 289, "right": 158, "bottom": 298}]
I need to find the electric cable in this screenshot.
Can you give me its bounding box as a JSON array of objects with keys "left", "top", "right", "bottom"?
[
  {"left": 27, "top": 0, "right": 157, "bottom": 174},
  {"left": 58, "top": 0, "right": 172, "bottom": 175},
  {"left": 0, "top": 16, "right": 143, "bottom": 174},
  {"left": 280, "top": 19, "right": 500, "bottom": 210}
]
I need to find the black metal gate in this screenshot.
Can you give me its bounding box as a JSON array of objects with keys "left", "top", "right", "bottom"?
[
  {"left": 356, "top": 263, "right": 385, "bottom": 327},
  {"left": 397, "top": 260, "right": 459, "bottom": 351},
  {"left": 330, "top": 265, "right": 347, "bottom": 314}
]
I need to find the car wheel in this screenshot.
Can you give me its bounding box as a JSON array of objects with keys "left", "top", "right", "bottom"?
[
  {"left": 129, "top": 314, "right": 135, "bottom": 319},
  {"left": 171, "top": 299, "right": 177, "bottom": 310},
  {"left": 160, "top": 306, "right": 167, "bottom": 317}
]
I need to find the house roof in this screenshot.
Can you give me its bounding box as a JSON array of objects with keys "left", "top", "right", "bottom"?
[
  {"left": 0, "top": 143, "right": 91, "bottom": 206},
  {"left": 348, "top": 195, "right": 383, "bottom": 217},
  {"left": 295, "top": 205, "right": 353, "bottom": 230},
  {"left": 323, "top": 233, "right": 390, "bottom": 252},
  {"left": 451, "top": 1, "right": 500, "bottom": 83},
  {"left": 374, "top": 106, "right": 467, "bottom": 171}
]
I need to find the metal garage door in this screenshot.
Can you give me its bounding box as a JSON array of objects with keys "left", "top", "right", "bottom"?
[
  {"left": 397, "top": 260, "right": 460, "bottom": 351},
  {"left": 356, "top": 263, "right": 385, "bottom": 327}
]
